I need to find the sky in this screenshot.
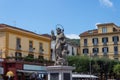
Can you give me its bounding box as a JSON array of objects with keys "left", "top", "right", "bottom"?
[{"left": 0, "top": 0, "right": 120, "bottom": 39}]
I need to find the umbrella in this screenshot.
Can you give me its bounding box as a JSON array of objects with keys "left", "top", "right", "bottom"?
[{"left": 6, "top": 71, "right": 14, "bottom": 77}]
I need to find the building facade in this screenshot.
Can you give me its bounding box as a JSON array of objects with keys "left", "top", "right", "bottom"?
[
  {"left": 80, "top": 23, "right": 120, "bottom": 60},
  {"left": 0, "top": 24, "right": 52, "bottom": 80},
  {"left": 0, "top": 24, "right": 51, "bottom": 60},
  {"left": 67, "top": 43, "right": 79, "bottom": 56}
]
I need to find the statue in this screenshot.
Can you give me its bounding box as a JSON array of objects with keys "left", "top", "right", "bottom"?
[{"left": 51, "top": 25, "right": 69, "bottom": 66}]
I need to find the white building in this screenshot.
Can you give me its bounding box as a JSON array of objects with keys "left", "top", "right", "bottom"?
[{"left": 51, "top": 40, "right": 79, "bottom": 61}]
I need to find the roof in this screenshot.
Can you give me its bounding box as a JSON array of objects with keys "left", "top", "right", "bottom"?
[
  {"left": 0, "top": 24, "right": 50, "bottom": 41},
  {"left": 80, "top": 29, "right": 98, "bottom": 36},
  {"left": 40, "top": 34, "right": 51, "bottom": 38},
  {"left": 0, "top": 24, "right": 36, "bottom": 34},
  {"left": 96, "top": 23, "right": 116, "bottom": 26}
]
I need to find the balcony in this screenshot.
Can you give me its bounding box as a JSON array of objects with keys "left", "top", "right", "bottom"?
[
  {"left": 29, "top": 48, "right": 35, "bottom": 53},
  {"left": 113, "top": 42, "right": 118, "bottom": 45},
  {"left": 93, "top": 53, "right": 98, "bottom": 56},
  {"left": 5, "top": 56, "right": 54, "bottom": 66},
  {"left": 113, "top": 53, "right": 119, "bottom": 58},
  {"left": 103, "top": 43, "right": 107, "bottom": 46},
  {"left": 16, "top": 45, "right": 21, "bottom": 50},
  {"left": 103, "top": 53, "right": 108, "bottom": 57},
  {"left": 39, "top": 49, "right": 44, "bottom": 54},
  {"left": 84, "top": 43, "right": 88, "bottom": 47},
  {"left": 93, "top": 44, "right": 98, "bottom": 46}
]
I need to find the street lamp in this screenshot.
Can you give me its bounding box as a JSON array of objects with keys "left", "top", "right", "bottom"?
[{"left": 89, "top": 53, "right": 94, "bottom": 80}]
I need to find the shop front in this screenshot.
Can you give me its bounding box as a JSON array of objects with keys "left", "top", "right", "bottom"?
[
  {"left": 0, "top": 67, "right": 4, "bottom": 80},
  {"left": 16, "top": 64, "right": 48, "bottom": 80},
  {"left": 0, "top": 58, "right": 4, "bottom": 80},
  {"left": 0, "top": 59, "right": 48, "bottom": 80}
]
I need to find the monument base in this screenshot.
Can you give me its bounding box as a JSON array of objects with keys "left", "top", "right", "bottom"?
[{"left": 47, "top": 66, "right": 75, "bottom": 80}]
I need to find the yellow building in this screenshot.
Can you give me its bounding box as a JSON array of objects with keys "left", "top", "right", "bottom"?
[
  {"left": 80, "top": 23, "right": 120, "bottom": 60},
  {"left": 0, "top": 24, "right": 51, "bottom": 60}
]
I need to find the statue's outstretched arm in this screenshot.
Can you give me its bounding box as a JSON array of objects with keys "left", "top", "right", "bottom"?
[{"left": 51, "top": 30, "right": 56, "bottom": 40}]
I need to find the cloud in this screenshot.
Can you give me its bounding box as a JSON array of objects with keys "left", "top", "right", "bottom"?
[
  {"left": 66, "top": 34, "right": 80, "bottom": 39},
  {"left": 95, "top": 22, "right": 101, "bottom": 28},
  {"left": 99, "top": 0, "right": 113, "bottom": 7}
]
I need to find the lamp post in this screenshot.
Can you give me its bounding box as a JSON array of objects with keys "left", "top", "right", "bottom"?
[
  {"left": 89, "top": 54, "right": 92, "bottom": 80},
  {"left": 89, "top": 53, "right": 94, "bottom": 80}
]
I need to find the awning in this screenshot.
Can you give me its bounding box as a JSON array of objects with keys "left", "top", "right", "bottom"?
[
  {"left": 17, "top": 70, "right": 47, "bottom": 74},
  {"left": 72, "top": 74, "right": 98, "bottom": 78},
  {"left": 6, "top": 71, "right": 14, "bottom": 77}
]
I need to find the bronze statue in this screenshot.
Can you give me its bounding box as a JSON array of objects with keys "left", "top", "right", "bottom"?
[{"left": 51, "top": 25, "right": 69, "bottom": 66}]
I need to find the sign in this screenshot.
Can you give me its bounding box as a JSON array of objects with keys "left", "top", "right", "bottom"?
[
  {"left": 23, "top": 64, "right": 46, "bottom": 71},
  {"left": 0, "top": 59, "right": 4, "bottom": 62},
  {"left": 0, "top": 67, "right": 3, "bottom": 74}
]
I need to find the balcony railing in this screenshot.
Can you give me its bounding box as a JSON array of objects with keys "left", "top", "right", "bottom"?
[
  {"left": 29, "top": 48, "right": 35, "bottom": 53},
  {"left": 113, "top": 42, "right": 118, "bottom": 45},
  {"left": 16, "top": 45, "right": 21, "bottom": 50},
  {"left": 103, "top": 43, "right": 107, "bottom": 46},
  {"left": 103, "top": 53, "right": 108, "bottom": 57},
  {"left": 5, "top": 56, "right": 54, "bottom": 66},
  {"left": 113, "top": 53, "right": 119, "bottom": 58}
]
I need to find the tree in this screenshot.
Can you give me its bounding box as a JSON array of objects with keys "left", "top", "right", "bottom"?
[
  {"left": 113, "top": 64, "right": 120, "bottom": 79},
  {"left": 67, "top": 55, "right": 89, "bottom": 73},
  {"left": 67, "top": 55, "right": 120, "bottom": 79}
]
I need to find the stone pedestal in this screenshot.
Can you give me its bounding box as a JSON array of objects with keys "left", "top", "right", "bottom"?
[{"left": 47, "top": 66, "right": 75, "bottom": 80}]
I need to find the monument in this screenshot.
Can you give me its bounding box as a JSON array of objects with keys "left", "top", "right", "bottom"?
[{"left": 47, "top": 24, "right": 75, "bottom": 80}]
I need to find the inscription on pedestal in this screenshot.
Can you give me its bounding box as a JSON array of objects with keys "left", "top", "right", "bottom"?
[
  {"left": 63, "top": 73, "right": 70, "bottom": 80},
  {"left": 50, "top": 73, "right": 59, "bottom": 80}
]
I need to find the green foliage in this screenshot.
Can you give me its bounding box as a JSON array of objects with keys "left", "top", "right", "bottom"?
[
  {"left": 67, "top": 55, "right": 89, "bottom": 73},
  {"left": 66, "top": 38, "right": 80, "bottom": 46},
  {"left": 24, "top": 56, "right": 34, "bottom": 62},
  {"left": 67, "top": 55, "right": 120, "bottom": 76},
  {"left": 113, "top": 64, "right": 120, "bottom": 76}
]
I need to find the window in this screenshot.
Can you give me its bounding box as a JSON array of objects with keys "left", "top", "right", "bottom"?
[
  {"left": 16, "top": 38, "right": 21, "bottom": 50},
  {"left": 15, "top": 52, "right": 22, "bottom": 57},
  {"left": 114, "top": 46, "right": 118, "bottom": 55},
  {"left": 72, "top": 47, "right": 74, "bottom": 55},
  {"left": 93, "top": 48, "right": 99, "bottom": 54},
  {"left": 39, "top": 43, "right": 44, "bottom": 54},
  {"left": 112, "top": 36, "right": 119, "bottom": 44},
  {"left": 102, "top": 47, "right": 108, "bottom": 54},
  {"left": 84, "top": 39, "right": 87, "bottom": 46},
  {"left": 102, "top": 37, "right": 108, "bottom": 45},
  {"left": 92, "top": 38, "right": 98, "bottom": 45},
  {"left": 113, "top": 28, "right": 117, "bottom": 32},
  {"left": 29, "top": 41, "right": 34, "bottom": 52},
  {"left": 15, "top": 52, "right": 22, "bottom": 61},
  {"left": 83, "top": 48, "right": 89, "bottom": 54},
  {"left": 102, "top": 27, "right": 107, "bottom": 33}
]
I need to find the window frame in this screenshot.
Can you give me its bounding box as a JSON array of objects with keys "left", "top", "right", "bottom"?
[
  {"left": 83, "top": 48, "right": 89, "bottom": 54},
  {"left": 102, "top": 27, "right": 107, "bottom": 33},
  {"left": 84, "top": 39, "right": 88, "bottom": 46},
  {"left": 102, "top": 47, "right": 108, "bottom": 54},
  {"left": 16, "top": 37, "right": 21, "bottom": 50},
  {"left": 92, "top": 38, "right": 98, "bottom": 46},
  {"left": 29, "top": 40, "right": 33, "bottom": 52}
]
